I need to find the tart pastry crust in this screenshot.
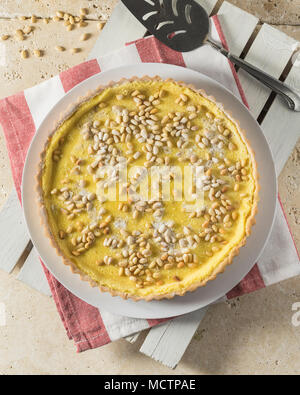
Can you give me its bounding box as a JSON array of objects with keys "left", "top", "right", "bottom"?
[{"left": 37, "top": 76, "right": 259, "bottom": 301}]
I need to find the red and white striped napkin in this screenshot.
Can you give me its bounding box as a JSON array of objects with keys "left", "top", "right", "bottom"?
[{"left": 0, "top": 16, "right": 299, "bottom": 352}]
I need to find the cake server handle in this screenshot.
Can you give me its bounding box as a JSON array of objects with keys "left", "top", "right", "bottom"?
[{"left": 207, "top": 38, "right": 300, "bottom": 112}]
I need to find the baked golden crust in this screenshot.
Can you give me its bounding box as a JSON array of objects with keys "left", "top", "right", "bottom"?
[{"left": 37, "top": 76, "right": 259, "bottom": 301}]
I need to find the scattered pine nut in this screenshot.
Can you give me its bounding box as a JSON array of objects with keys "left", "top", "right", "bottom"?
[
  {"left": 23, "top": 26, "right": 33, "bottom": 34},
  {"left": 56, "top": 11, "right": 64, "bottom": 19},
  {"left": 79, "top": 21, "right": 88, "bottom": 27},
  {"left": 55, "top": 45, "right": 65, "bottom": 52},
  {"left": 33, "top": 49, "right": 42, "bottom": 57},
  {"left": 97, "top": 22, "right": 104, "bottom": 30},
  {"left": 43, "top": 18, "right": 49, "bottom": 24},
  {"left": 52, "top": 16, "right": 61, "bottom": 22},
  {"left": 67, "top": 24, "right": 74, "bottom": 31},
  {"left": 31, "top": 15, "right": 37, "bottom": 23},
  {"left": 21, "top": 49, "right": 29, "bottom": 59},
  {"left": 80, "top": 8, "right": 88, "bottom": 16},
  {"left": 1, "top": 34, "right": 9, "bottom": 41},
  {"left": 16, "top": 33, "right": 25, "bottom": 41},
  {"left": 18, "top": 16, "right": 27, "bottom": 21},
  {"left": 80, "top": 33, "right": 90, "bottom": 41},
  {"left": 70, "top": 47, "right": 81, "bottom": 54}
]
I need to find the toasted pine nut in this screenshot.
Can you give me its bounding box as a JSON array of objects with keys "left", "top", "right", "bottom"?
[
  {"left": 21, "top": 49, "right": 29, "bottom": 58},
  {"left": 80, "top": 33, "right": 90, "bottom": 41},
  {"left": 80, "top": 8, "right": 88, "bottom": 16},
  {"left": 70, "top": 47, "right": 80, "bottom": 54},
  {"left": 55, "top": 45, "right": 65, "bottom": 52},
  {"left": 23, "top": 26, "right": 33, "bottom": 34},
  {"left": 56, "top": 11, "right": 64, "bottom": 18},
  {"left": 33, "top": 49, "right": 42, "bottom": 57}
]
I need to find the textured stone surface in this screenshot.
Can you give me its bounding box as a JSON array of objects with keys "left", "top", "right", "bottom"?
[
  {"left": 0, "top": 0, "right": 118, "bottom": 20},
  {"left": 0, "top": 0, "right": 299, "bottom": 375},
  {"left": 227, "top": 0, "right": 300, "bottom": 25},
  {"left": 279, "top": 140, "right": 300, "bottom": 248},
  {"left": 0, "top": 252, "right": 300, "bottom": 375},
  {"left": 275, "top": 24, "right": 300, "bottom": 41}
]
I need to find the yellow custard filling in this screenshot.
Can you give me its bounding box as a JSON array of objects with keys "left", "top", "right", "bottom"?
[{"left": 41, "top": 79, "right": 258, "bottom": 300}]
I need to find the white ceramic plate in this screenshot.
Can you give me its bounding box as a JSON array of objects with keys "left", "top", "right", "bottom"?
[{"left": 22, "top": 63, "right": 277, "bottom": 319}]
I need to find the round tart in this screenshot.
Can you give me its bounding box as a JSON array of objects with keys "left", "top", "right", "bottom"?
[{"left": 38, "top": 77, "right": 258, "bottom": 301}]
